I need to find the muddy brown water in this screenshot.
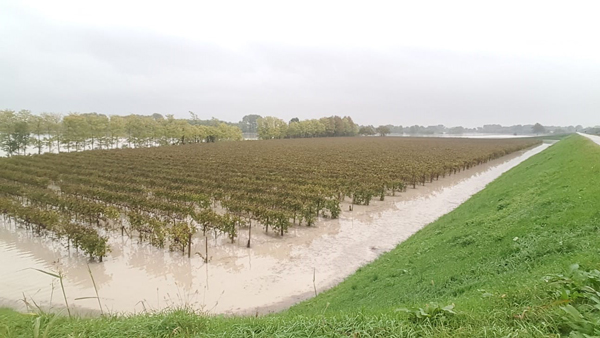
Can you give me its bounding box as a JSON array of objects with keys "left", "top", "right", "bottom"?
[{"left": 0, "top": 144, "right": 550, "bottom": 316}]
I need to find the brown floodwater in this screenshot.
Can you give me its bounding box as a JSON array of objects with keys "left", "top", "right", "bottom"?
[{"left": 0, "top": 144, "right": 550, "bottom": 316}]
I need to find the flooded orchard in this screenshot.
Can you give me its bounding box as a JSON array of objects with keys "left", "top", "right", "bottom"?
[{"left": 0, "top": 143, "right": 549, "bottom": 315}]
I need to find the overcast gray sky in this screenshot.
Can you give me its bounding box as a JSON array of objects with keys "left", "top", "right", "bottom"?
[{"left": 1, "top": 0, "right": 599, "bottom": 127}]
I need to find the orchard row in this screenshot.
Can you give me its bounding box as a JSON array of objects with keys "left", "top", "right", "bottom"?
[{"left": 0, "top": 136, "right": 541, "bottom": 260}]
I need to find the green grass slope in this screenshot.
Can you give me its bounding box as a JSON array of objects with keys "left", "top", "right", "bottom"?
[
  {"left": 290, "top": 135, "right": 599, "bottom": 314},
  {"left": 1, "top": 135, "right": 599, "bottom": 337}
]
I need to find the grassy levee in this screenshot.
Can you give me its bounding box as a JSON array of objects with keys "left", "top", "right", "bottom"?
[{"left": 1, "top": 134, "right": 599, "bottom": 337}]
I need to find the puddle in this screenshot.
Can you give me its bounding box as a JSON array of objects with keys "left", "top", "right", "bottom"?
[{"left": 0, "top": 144, "right": 550, "bottom": 316}]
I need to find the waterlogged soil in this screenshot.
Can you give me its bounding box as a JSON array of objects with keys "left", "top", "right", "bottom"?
[{"left": 0, "top": 144, "right": 550, "bottom": 316}]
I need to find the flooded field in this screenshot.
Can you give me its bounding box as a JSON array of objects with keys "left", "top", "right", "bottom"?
[{"left": 0, "top": 144, "right": 550, "bottom": 316}]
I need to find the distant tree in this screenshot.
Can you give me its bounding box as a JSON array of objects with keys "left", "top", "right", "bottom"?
[
  {"left": 423, "top": 125, "right": 441, "bottom": 135},
  {"left": 319, "top": 117, "right": 336, "bottom": 137},
  {"left": 108, "top": 115, "right": 126, "bottom": 148},
  {"left": 162, "top": 115, "right": 192, "bottom": 145},
  {"left": 448, "top": 126, "right": 465, "bottom": 134},
  {"left": 257, "top": 116, "right": 288, "bottom": 139},
  {"left": 309, "top": 119, "right": 326, "bottom": 137},
  {"left": 41, "top": 112, "right": 62, "bottom": 152},
  {"left": 0, "top": 110, "right": 16, "bottom": 156},
  {"left": 480, "top": 124, "right": 504, "bottom": 134},
  {"left": 342, "top": 116, "right": 359, "bottom": 136},
  {"left": 83, "top": 113, "right": 110, "bottom": 149},
  {"left": 62, "top": 113, "right": 89, "bottom": 151},
  {"left": 14, "top": 110, "right": 32, "bottom": 155},
  {"left": 216, "top": 122, "right": 243, "bottom": 141},
  {"left": 376, "top": 125, "right": 391, "bottom": 136},
  {"left": 282, "top": 118, "right": 330, "bottom": 138},
  {"left": 408, "top": 125, "right": 422, "bottom": 134},
  {"left": 333, "top": 116, "right": 345, "bottom": 136},
  {"left": 12, "top": 121, "right": 30, "bottom": 155},
  {"left": 29, "top": 114, "right": 45, "bottom": 154},
  {"left": 0, "top": 110, "right": 366, "bottom": 155},
  {"left": 532, "top": 123, "right": 546, "bottom": 135},
  {"left": 311, "top": 116, "right": 358, "bottom": 137},
  {"left": 358, "top": 125, "right": 376, "bottom": 136},
  {"left": 240, "top": 114, "right": 262, "bottom": 133},
  {"left": 286, "top": 122, "right": 298, "bottom": 138},
  {"left": 390, "top": 125, "right": 404, "bottom": 134}
]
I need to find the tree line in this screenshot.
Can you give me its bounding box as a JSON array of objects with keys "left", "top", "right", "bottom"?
[
  {"left": 0, "top": 110, "right": 370, "bottom": 156},
  {"left": 2, "top": 108, "right": 584, "bottom": 158},
  {"left": 256, "top": 116, "right": 359, "bottom": 140},
  {"left": 363, "top": 123, "right": 583, "bottom": 136},
  {"left": 0, "top": 110, "right": 243, "bottom": 156}
]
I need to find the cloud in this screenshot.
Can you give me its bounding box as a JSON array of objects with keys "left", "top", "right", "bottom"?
[{"left": 1, "top": 1, "right": 599, "bottom": 127}]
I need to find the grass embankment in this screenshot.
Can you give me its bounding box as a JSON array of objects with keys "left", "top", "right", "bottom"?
[
  {"left": 1, "top": 135, "right": 599, "bottom": 337},
  {"left": 537, "top": 133, "right": 573, "bottom": 141}
]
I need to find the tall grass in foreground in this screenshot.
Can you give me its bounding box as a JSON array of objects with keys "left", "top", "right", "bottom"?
[{"left": 28, "top": 269, "right": 71, "bottom": 318}]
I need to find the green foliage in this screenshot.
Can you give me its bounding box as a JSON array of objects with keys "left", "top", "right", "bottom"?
[
  {"left": 257, "top": 116, "right": 288, "bottom": 139},
  {"left": 359, "top": 125, "right": 376, "bottom": 136},
  {"left": 560, "top": 305, "right": 600, "bottom": 337},
  {"left": 376, "top": 125, "right": 391, "bottom": 136},
  {"left": 396, "top": 303, "right": 456, "bottom": 323},
  {"left": 545, "top": 264, "right": 600, "bottom": 337},
  {"left": 239, "top": 114, "right": 262, "bottom": 133},
  {"left": 0, "top": 110, "right": 243, "bottom": 156},
  {"left": 325, "top": 199, "right": 341, "bottom": 218},
  {"left": 168, "top": 222, "right": 196, "bottom": 255},
  {"left": 544, "top": 264, "right": 600, "bottom": 304},
  {"left": 258, "top": 115, "right": 358, "bottom": 140},
  {"left": 218, "top": 213, "right": 240, "bottom": 243},
  {"left": 0, "top": 110, "right": 32, "bottom": 156}
]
